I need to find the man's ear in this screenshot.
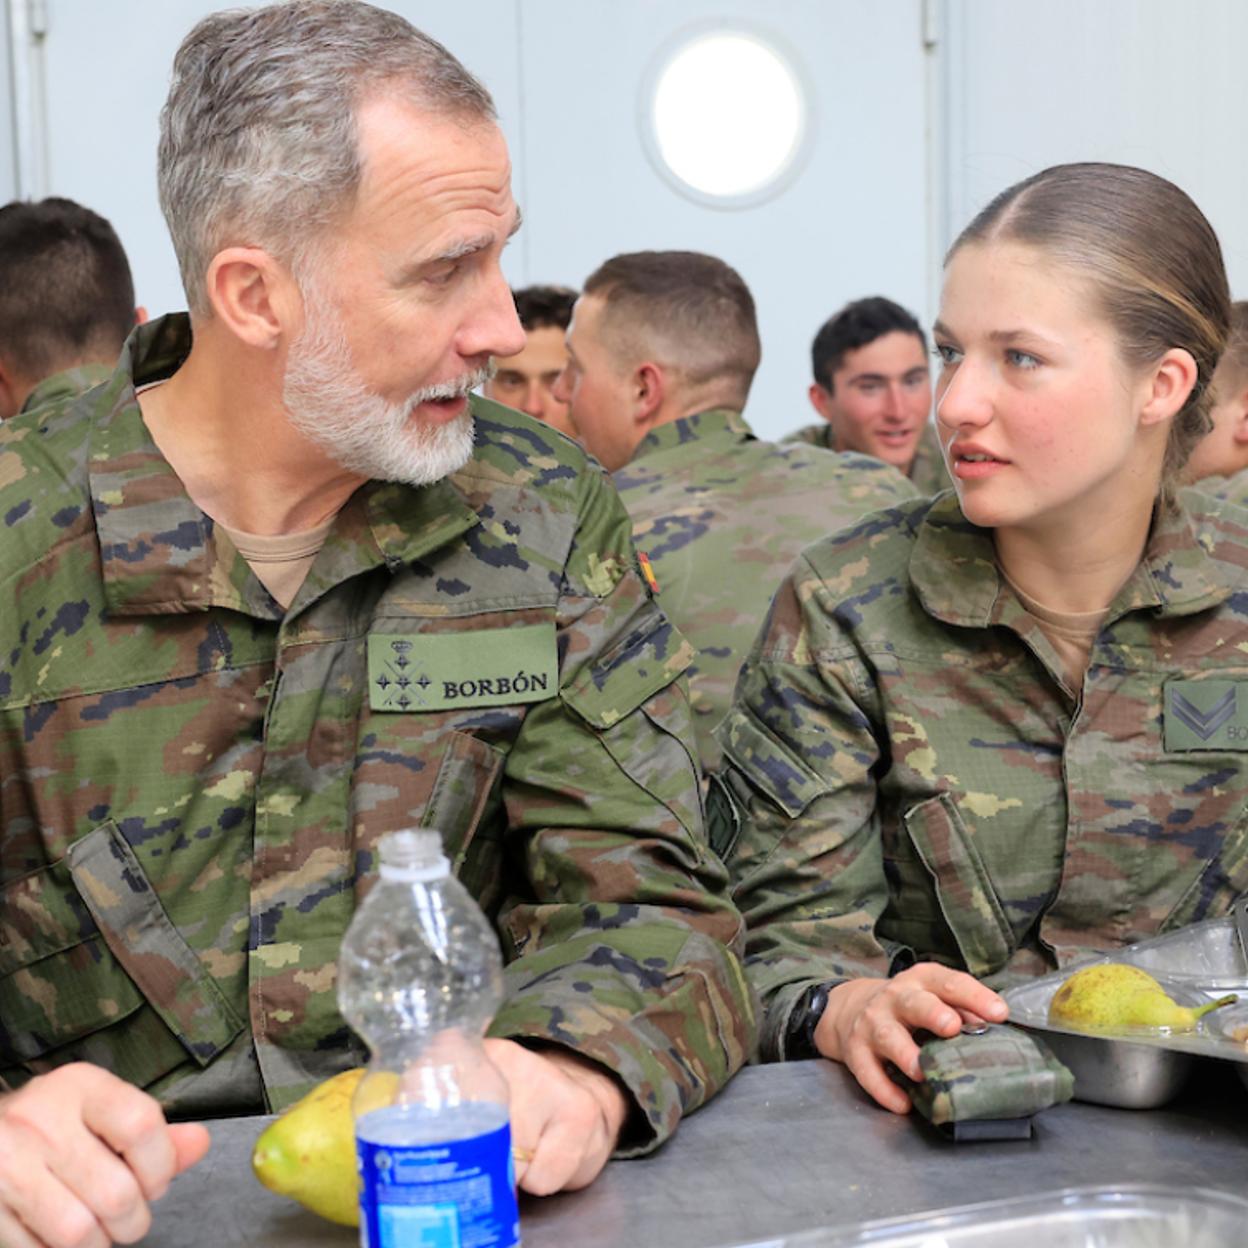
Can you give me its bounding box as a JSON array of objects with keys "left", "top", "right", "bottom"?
[
  {"left": 134, "top": 306, "right": 149, "bottom": 327},
  {"left": 808, "top": 382, "right": 834, "bottom": 420},
  {"left": 1230, "top": 386, "right": 1248, "bottom": 447},
  {"left": 1139, "top": 347, "right": 1199, "bottom": 427},
  {"left": 633, "top": 361, "right": 666, "bottom": 426},
  {"left": 203, "top": 247, "right": 298, "bottom": 350}
]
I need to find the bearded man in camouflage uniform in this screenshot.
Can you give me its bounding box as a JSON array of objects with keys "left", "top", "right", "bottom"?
[
  {"left": 553, "top": 251, "right": 917, "bottom": 773},
  {"left": 0, "top": 5, "right": 754, "bottom": 1244}
]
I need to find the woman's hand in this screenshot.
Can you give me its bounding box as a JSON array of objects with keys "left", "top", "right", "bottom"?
[{"left": 813, "top": 964, "right": 1009, "bottom": 1113}]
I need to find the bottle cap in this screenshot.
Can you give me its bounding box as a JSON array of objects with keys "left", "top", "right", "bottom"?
[{"left": 377, "top": 830, "right": 450, "bottom": 882}]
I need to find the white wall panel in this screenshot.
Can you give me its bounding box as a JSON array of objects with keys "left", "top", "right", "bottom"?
[
  {"left": 945, "top": 0, "right": 1248, "bottom": 293},
  {"left": 0, "top": 3, "right": 15, "bottom": 201}
]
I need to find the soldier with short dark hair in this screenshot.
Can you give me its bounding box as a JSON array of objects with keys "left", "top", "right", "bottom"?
[
  {"left": 788, "top": 295, "right": 948, "bottom": 494},
  {"left": 0, "top": 5, "right": 752, "bottom": 1244},
  {"left": 718, "top": 163, "right": 1248, "bottom": 1116},
  {"left": 0, "top": 196, "right": 145, "bottom": 418},
  {"left": 483, "top": 283, "right": 578, "bottom": 438},
  {"left": 554, "top": 250, "right": 916, "bottom": 772}
]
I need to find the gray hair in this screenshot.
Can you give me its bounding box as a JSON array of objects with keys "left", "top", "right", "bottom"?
[{"left": 158, "top": 0, "right": 496, "bottom": 315}]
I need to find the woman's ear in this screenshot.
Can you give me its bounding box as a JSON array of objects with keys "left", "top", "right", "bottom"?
[{"left": 1139, "top": 347, "right": 1198, "bottom": 427}]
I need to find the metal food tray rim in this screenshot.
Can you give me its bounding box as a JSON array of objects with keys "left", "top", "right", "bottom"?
[{"left": 725, "top": 1182, "right": 1248, "bottom": 1248}]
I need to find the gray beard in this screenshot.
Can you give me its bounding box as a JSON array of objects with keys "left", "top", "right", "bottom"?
[{"left": 282, "top": 300, "right": 489, "bottom": 486}]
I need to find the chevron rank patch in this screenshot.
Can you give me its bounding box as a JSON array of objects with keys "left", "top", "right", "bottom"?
[{"left": 1164, "top": 680, "right": 1248, "bottom": 751}]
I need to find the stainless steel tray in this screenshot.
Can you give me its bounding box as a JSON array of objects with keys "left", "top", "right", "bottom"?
[
  {"left": 1003, "top": 919, "right": 1248, "bottom": 1108},
  {"left": 730, "top": 1184, "right": 1248, "bottom": 1248}
]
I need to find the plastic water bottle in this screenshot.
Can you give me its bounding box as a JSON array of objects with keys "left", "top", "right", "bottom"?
[{"left": 338, "top": 829, "right": 520, "bottom": 1248}]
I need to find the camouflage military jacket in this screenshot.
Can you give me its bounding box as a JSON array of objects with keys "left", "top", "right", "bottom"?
[
  {"left": 714, "top": 490, "right": 1248, "bottom": 1060},
  {"left": 0, "top": 315, "right": 754, "bottom": 1152},
  {"left": 18, "top": 362, "right": 113, "bottom": 415},
  {"left": 613, "top": 409, "right": 916, "bottom": 772},
  {"left": 783, "top": 419, "right": 951, "bottom": 495},
  {"left": 1188, "top": 472, "right": 1248, "bottom": 508}
]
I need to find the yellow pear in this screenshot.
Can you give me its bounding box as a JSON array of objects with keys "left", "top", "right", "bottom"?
[
  {"left": 1048, "top": 963, "right": 1236, "bottom": 1033},
  {"left": 252, "top": 1067, "right": 365, "bottom": 1227}
]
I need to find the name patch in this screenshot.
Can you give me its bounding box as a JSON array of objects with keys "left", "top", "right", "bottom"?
[
  {"left": 1164, "top": 679, "right": 1248, "bottom": 751},
  {"left": 368, "top": 624, "right": 558, "bottom": 712}
]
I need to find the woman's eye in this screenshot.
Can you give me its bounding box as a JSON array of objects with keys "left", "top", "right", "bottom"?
[
  {"left": 934, "top": 343, "right": 961, "bottom": 366},
  {"left": 1006, "top": 348, "right": 1041, "bottom": 369}
]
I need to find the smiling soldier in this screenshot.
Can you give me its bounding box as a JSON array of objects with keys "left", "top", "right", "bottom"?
[{"left": 0, "top": 5, "right": 752, "bottom": 1246}]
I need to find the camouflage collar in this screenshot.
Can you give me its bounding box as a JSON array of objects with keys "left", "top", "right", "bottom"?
[
  {"left": 91, "top": 314, "right": 479, "bottom": 619},
  {"left": 628, "top": 408, "right": 752, "bottom": 462},
  {"left": 19, "top": 362, "right": 114, "bottom": 414},
  {"left": 910, "top": 491, "right": 1233, "bottom": 628}
]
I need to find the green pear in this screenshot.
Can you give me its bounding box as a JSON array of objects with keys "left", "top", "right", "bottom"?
[
  {"left": 1048, "top": 963, "right": 1237, "bottom": 1033},
  {"left": 252, "top": 1067, "right": 364, "bottom": 1227}
]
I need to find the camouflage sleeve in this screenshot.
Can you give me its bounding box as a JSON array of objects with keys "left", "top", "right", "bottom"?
[
  {"left": 712, "top": 556, "right": 907, "bottom": 1062},
  {"left": 487, "top": 465, "right": 754, "bottom": 1154}
]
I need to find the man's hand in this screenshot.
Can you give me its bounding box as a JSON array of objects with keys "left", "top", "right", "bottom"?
[
  {"left": 483, "top": 1039, "right": 628, "bottom": 1197},
  {"left": 0, "top": 1063, "right": 210, "bottom": 1248},
  {"left": 814, "top": 964, "right": 1009, "bottom": 1113}
]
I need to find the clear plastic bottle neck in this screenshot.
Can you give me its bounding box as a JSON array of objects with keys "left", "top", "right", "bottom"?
[{"left": 377, "top": 830, "right": 450, "bottom": 883}]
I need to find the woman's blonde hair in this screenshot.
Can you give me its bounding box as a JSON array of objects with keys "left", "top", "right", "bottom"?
[{"left": 950, "top": 163, "right": 1231, "bottom": 502}]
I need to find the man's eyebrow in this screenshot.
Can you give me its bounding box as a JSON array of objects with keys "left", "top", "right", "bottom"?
[
  {"left": 414, "top": 209, "right": 525, "bottom": 271},
  {"left": 848, "top": 371, "right": 887, "bottom": 384}
]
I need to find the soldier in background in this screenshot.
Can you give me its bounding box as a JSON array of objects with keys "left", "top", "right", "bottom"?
[
  {"left": 716, "top": 164, "right": 1245, "bottom": 1114},
  {"left": 1183, "top": 300, "right": 1248, "bottom": 504},
  {"left": 483, "top": 283, "right": 579, "bottom": 439},
  {"left": 0, "top": 196, "right": 146, "bottom": 418},
  {"left": 553, "top": 250, "right": 917, "bottom": 772},
  {"left": 787, "top": 296, "right": 949, "bottom": 495},
  {"left": 0, "top": 6, "right": 753, "bottom": 1246}
]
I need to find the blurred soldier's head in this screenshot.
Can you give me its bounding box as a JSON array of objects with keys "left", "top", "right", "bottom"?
[
  {"left": 1182, "top": 301, "right": 1248, "bottom": 485},
  {"left": 158, "top": 0, "right": 524, "bottom": 484},
  {"left": 484, "top": 285, "right": 578, "bottom": 439},
  {"left": 553, "top": 251, "right": 760, "bottom": 470},
  {"left": 0, "top": 197, "right": 143, "bottom": 418},
  {"left": 808, "top": 296, "right": 931, "bottom": 473}
]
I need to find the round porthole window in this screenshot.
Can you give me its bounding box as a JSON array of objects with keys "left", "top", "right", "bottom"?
[{"left": 642, "top": 27, "right": 812, "bottom": 209}]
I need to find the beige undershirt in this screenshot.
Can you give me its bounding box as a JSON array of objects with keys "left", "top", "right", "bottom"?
[
  {"left": 219, "top": 520, "right": 334, "bottom": 610},
  {"left": 1001, "top": 569, "right": 1111, "bottom": 692}
]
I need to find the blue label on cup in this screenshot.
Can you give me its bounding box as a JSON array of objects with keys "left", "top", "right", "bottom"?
[{"left": 357, "top": 1107, "right": 519, "bottom": 1248}]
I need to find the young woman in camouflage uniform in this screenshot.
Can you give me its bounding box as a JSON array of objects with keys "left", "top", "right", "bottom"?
[{"left": 714, "top": 163, "right": 1244, "bottom": 1113}]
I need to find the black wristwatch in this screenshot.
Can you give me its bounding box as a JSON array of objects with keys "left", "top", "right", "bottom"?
[{"left": 783, "top": 981, "right": 839, "bottom": 1060}]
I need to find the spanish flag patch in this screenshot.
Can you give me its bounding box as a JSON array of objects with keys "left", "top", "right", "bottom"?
[{"left": 637, "top": 550, "right": 660, "bottom": 595}]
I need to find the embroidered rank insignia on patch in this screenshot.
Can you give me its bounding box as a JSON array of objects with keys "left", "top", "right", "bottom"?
[
  {"left": 638, "top": 550, "right": 660, "bottom": 595},
  {"left": 368, "top": 624, "right": 558, "bottom": 712},
  {"left": 1164, "top": 679, "right": 1248, "bottom": 751}
]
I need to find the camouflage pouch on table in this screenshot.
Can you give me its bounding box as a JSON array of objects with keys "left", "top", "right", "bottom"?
[{"left": 901, "top": 1024, "right": 1074, "bottom": 1140}]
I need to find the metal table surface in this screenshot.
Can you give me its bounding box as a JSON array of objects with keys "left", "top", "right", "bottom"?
[{"left": 136, "top": 1059, "right": 1248, "bottom": 1247}]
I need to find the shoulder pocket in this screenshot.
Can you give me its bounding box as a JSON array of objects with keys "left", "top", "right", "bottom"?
[
  {"left": 561, "top": 604, "right": 691, "bottom": 728},
  {"left": 903, "top": 793, "right": 1014, "bottom": 978},
  {"left": 561, "top": 604, "right": 703, "bottom": 836},
  {"left": 0, "top": 821, "right": 244, "bottom": 1088},
  {"left": 717, "top": 706, "right": 832, "bottom": 821}
]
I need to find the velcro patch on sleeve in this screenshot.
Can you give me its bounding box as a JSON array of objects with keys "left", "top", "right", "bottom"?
[{"left": 1164, "top": 679, "right": 1248, "bottom": 751}]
